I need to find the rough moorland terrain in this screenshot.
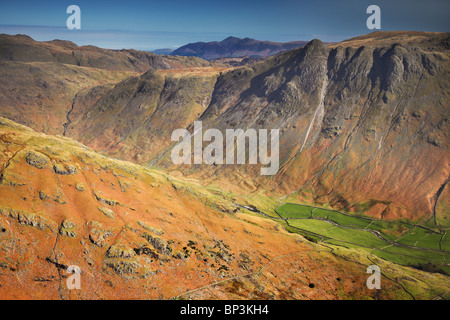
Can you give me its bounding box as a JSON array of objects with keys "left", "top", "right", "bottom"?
[{"left": 0, "top": 117, "right": 448, "bottom": 300}]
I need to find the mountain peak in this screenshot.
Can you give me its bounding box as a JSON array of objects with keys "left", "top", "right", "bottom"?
[
  {"left": 305, "top": 38, "right": 325, "bottom": 49},
  {"left": 221, "top": 36, "right": 242, "bottom": 44},
  {"left": 222, "top": 36, "right": 241, "bottom": 41}
]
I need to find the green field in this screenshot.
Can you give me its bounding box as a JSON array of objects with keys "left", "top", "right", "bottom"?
[
  {"left": 275, "top": 203, "right": 449, "bottom": 275},
  {"left": 276, "top": 203, "right": 313, "bottom": 218}
]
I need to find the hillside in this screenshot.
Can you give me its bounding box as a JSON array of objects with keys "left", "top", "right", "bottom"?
[
  {"left": 0, "top": 34, "right": 215, "bottom": 136},
  {"left": 0, "top": 34, "right": 212, "bottom": 72},
  {"left": 1, "top": 32, "right": 448, "bottom": 223},
  {"left": 3, "top": 116, "right": 448, "bottom": 299}
]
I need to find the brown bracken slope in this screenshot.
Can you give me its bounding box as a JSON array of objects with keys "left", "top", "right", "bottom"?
[{"left": 0, "top": 117, "right": 448, "bottom": 300}]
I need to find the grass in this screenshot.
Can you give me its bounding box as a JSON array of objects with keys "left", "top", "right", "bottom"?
[
  {"left": 275, "top": 203, "right": 450, "bottom": 275},
  {"left": 396, "top": 227, "right": 444, "bottom": 251},
  {"left": 442, "top": 232, "right": 450, "bottom": 252},
  {"left": 288, "top": 219, "right": 390, "bottom": 249},
  {"left": 276, "top": 203, "right": 313, "bottom": 218},
  {"left": 327, "top": 211, "right": 372, "bottom": 229},
  {"left": 311, "top": 208, "right": 331, "bottom": 219}
]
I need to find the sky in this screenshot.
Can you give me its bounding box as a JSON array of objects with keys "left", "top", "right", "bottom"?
[{"left": 0, "top": 0, "right": 448, "bottom": 51}]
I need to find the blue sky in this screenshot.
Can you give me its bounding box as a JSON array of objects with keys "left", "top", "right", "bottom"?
[{"left": 0, "top": 0, "right": 448, "bottom": 50}]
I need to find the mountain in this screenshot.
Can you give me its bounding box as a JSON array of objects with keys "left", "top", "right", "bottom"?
[
  {"left": 1, "top": 32, "right": 448, "bottom": 224},
  {"left": 64, "top": 67, "right": 228, "bottom": 163},
  {"left": 152, "top": 48, "right": 175, "bottom": 55},
  {"left": 46, "top": 31, "right": 448, "bottom": 225},
  {"left": 0, "top": 34, "right": 216, "bottom": 136},
  {"left": 170, "top": 36, "right": 309, "bottom": 60},
  {"left": 157, "top": 31, "right": 449, "bottom": 225},
  {"left": 0, "top": 34, "right": 212, "bottom": 72}
]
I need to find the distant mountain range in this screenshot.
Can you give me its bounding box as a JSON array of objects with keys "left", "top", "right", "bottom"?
[
  {"left": 152, "top": 48, "right": 174, "bottom": 55},
  {"left": 167, "top": 36, "right": 310, "bottom": 60}
]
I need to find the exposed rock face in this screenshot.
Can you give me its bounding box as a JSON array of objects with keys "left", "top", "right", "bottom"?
[
  {"left": 157, "top": 32, "right": 450, "bottom": 224},
  {"left": 53, "top": 163, "right": 77, "bottom": 175},
  {"left": 25, "top": 151, "right": 49, "bottom": 169}
]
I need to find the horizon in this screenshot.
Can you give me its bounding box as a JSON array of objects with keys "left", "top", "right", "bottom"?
[
  {"left": 0, "top": 0, "right": 449, "bottom": 51},
  {"left": 2, "top": 30, "right": 446, "bottom": 54}
]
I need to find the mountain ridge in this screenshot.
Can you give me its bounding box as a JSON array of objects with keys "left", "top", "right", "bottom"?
[{"left": 170, "top": 36, "right": 310, "bottom": 60}]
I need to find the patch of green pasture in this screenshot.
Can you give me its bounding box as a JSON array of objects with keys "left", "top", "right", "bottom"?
[
  {"left": 276, "top": 203, "right": 313, "bottom": 218},
  {"left": 288, "top": 219, "right": 390, "bottom": 249},
  {"left": 396, "top": 227, "right": 444, "bottom": 251},
  {"left": 328, "top": 211, "right": 372, "bottom": 229}
]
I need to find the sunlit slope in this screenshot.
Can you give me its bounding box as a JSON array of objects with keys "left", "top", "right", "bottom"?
[{"left": 1, "top": 117, "right": 448, "bottom": 299}]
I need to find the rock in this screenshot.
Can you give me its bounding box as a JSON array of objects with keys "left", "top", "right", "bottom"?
[
  {"left": 53, "top": 163, "right": 77, "bottom": 175},
  {"left": 322, "top": 126, "right": 342, "bottom": 139},
  {"left": 98, "top": 206, "right": 115, "bottom": 219},
  {"left": 59, "top": 219, "right": 76, "bottom": 237},
  {"left": 13, "top": 210, "right": 52, "bottom": 231},
  {"left": 106, "top": 244, "right": 136, "bottom": 259},
  {"left": 25, "top": 151, "right": 49, "bottom": 169},
  {"left": 94, "top": 192, "right": 117, "bottom": 206},
  {"left": 38, "top": 191, "right": 49, "bottom": 200},
  {"left": 88, "top": 221, "right": 113, "bottom": 247},
  {"left": 142, "top": 233, "right": 172, "bottom": 255},
  {"left": 134, "top": 247, "right": 159, "bottom": 259},
  {"left": 137, "top": 221, "right": 164, "bottom": 235},
  {"left": 104, "top": 260, "right": 140, "bottom": 276},
  {"left": 75, "top": 182, "right": 85, "bottom": 191}
]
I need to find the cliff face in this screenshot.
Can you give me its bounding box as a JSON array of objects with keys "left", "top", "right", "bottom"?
[
  {"left": 158, "top": 32, "right": 450, "bottom": 224},
  {"left": 64, "top": 67, "right": 226, "bottom": 164}
]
